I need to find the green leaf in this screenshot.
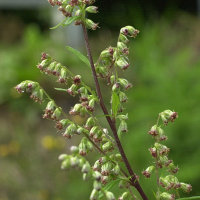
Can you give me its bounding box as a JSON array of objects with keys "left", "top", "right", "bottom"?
[
  {"left": 54, "top": 88, "right": 68, "bottom": 92},
  {"left": 111, "top": 92, "right": 120, "bottom": 118},
  {"left": 98, "top": 179, "right": 121, "bottom": 199},
  {"left": 50, "top": 18, "right": 68, "bottom": 29},
  {"left": 177, "top": 197, "right": 200, "bottom": 200},
  {"left": 66, "top": 46, "right": 90, "bottom": 67},
  {"left": 63, "top": 16, "right": 80, "bottom": 26}
]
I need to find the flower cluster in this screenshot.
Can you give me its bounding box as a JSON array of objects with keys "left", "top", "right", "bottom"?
[
  {"left": 37, "top": 53, "right": 68, "bottom": 84},
  {"left": 143, "top": 109, "right": 192, "bottom": 199},
  {"left": 47, "top": 0, "right": 98, "bottom": 29},
  {"left": 15, "top": 81, "right": 44, "bottom": 103}
]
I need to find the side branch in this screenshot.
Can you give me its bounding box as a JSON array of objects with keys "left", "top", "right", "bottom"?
[{"left": 81, "top": 24, "right": 148, "bottom": 200}]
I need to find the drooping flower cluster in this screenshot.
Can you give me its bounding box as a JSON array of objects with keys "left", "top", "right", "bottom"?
[
  {"left": 142, "top": 109, "right": 192, "bottom": 199},
  {"left": 37, "top": 53, "right": 68, "bottom": 84},
  {"left": 15, "top": 81, "right": 44, "bottom": 103},
  {"left": 47, "top": 0, "right": 99, "bottom": 30}
]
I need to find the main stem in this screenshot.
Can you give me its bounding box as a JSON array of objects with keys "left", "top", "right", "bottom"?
[{"left": 82, "top": 24, "right": 148, "bottom": 200}]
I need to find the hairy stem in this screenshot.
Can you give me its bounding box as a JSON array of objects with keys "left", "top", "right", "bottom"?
[{"left": 81, "top": 24, "right": 148, "bottom": 200}]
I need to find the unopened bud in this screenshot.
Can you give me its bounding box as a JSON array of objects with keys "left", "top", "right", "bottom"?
[
  {"left": 180, "top": 182, "right": 192, "bottom": 193},
  {"left": 82, "top": 161, "right": 91, "bottom": 173},
  {"left": 61, "top": 157, "right": 71, "bottom": 170},
  {"left": 118, "top": 91, "right": 128, "bottom": 103},
  {"left": 58, "top": 67, "right": 68, "bottom": 84},
  {"left": 85, "top": 19, "right": 99, "bottom": 30},
  {"left": 70, "top": 146, "right": 79, "bottom": 155},
  {"left": 102, "top": 142, "right": 114, "bottom": 152},
  {"left": 119, "top": 34, "right": 129, "bottom": 44},
  {"left": 120, "top": 26, "right": 139, "bottom": 38},
  {"left": 106, "top": 191, "right": 116, "bottom": 200},
  {"left": 85, "top": 6, "right": 98, "bottom": 13},
  {"left": 160, "top": 192, "right": 175, "bottom": 200},
  {"left": 51, "top": 107, "right": 62, "bottom": 121},
  {"left": 56, "top": 119, "right": 70, "bottom": 130},
  {"left": 90, "top": 189, "right": 99, "bottom": 200},
  {"left": 85, "top": 117, "right": 96, "bottom": 130},
  {"left": 160, "top": 110, "right": 178, "bottom": 126},
  {"left": 93, "top": 180, "right": 101, "bottom": 191},
  {"left": 118, "top": 78, "right": 132, "bottom": 90},
  {"left": 92, "top": 171, "right": 101, "bottom": 181},
  {"left": 142, "top": 166, "right": 155, "bottom": 178}
]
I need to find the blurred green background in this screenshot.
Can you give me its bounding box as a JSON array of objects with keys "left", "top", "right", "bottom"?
[{"left": 1, "top": 1, "right": 200, "bottom": 200}]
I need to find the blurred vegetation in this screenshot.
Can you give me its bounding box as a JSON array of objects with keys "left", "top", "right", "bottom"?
[{"left": 1, "top": 10, "right": 200, "bottom": 200}]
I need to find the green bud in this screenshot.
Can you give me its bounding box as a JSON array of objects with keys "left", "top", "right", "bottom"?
[
  {"left": 118, "top": 91, "right": 128, "bottom": 103},
  {"left": 106, "top": 191, "right": 116, "bottom": 200},
  {"left": 119, "top": 34, "right": 129, "bottom": 44},
  {"left": 79, "top": 137, "right": 88, "bottom": 156},
  {"left": 93, "top": 160, "right": 101, "bottom": 171},
  {"left": 56, "top": 119, "right": 70, "bottom": 130},
  {"left": 82, "top": 161, "right": 91, "bottom": 173},
  {"left": 100, "top": 47, "right": 114, "bottom": 58},
  {"left": 158, "top": 155, "right": 172, "bottom": 167},
  {"left": 93, "top": 180, "right": 101, "bottom": 191},
  {"left": 115, "top": 153, "right": 123, "bottom": 162},
  {"left": 117, "top": 114, "right": 128, "bottom": 121},
  {"left": 89, "top": 126, "right": 99, "bottom": 137},
  {"left": 58, "top": 67, "right": 68, "bottom": 84},
  {"left": 102, "top": 142, "right": 114, "bottom": 152},
  {"left": 167, "top": 163, "right": 179, "bottom": 174},
  {"left": 154, "top": 142, "right": 170, "bottom": 155},
  {"left": 70, "top": 156, "right": 79, "bottom": 168},
  {"left": 85, "top": 6, "right": 98, "bottom": 13},
  {"left": 61, "top": 157, "right": 71, "bottom": 170},
  {"left": 92, "top": 171, "right": 101, "bottom": 181},
  {"left": 63, "top": 123, "right": 77, "bottom": 138},
  {"left": 69, "top": 103, "right": 82, "bottom": 115},
  {"left": 160, "top": 192, "right": 175, "bottom": 200},
  {"left": 101, "top": 162, "right": 113, "bottom": 176},
  {"left": 119, "top": 120, "right": 128, "bottom": 132},
  {"left": 116, "top": 57, "right": 130, "bottom": 70},
  {"left": 118, "top": 78, "right": 132, "bottom": 90},
  {"left": 111, "top": 164, "right": 120, "bottom": 176},
  {"left": 58, "top": 154, "right": 68, "bottom": 160},
  {"left": 117, "top": 42, "right": 129, "bottom": 55},
  {"left": 70, "top": 146, "right": 79, "bottom": 155},
  {"left": 120, "top": 26, "right": 139, "bottom": 38},
  {"left": 77, "top": 127, "right": 88, "bottom": 135},
  {"left": 180, "top": 182, "right": 192, "bottom": 193},
  {"left": 37, "top": 59, "right": 52, "bottom": 72},
  {"left": 85, "top": 117, "right": 96, "bottom": 130},
  {"left": 90, "top": 189, "right": 99, "bottom": 200},
  {"left": 160, "top": 110, "right": 178, "bottom": 125},
  {"left": 85, "top": 18, "right": 98, "bottom": 30},
  {"left": 51, "top": 107, "right": 62, "bottom": 121},
  {"left": 95, "top": 65, "right": 109, "bottom": 78},
  {"left": 75, "top": 9, "right": 82, "bottom": 16},
  {"left": 83, "top": 171, "right": 92, "bottom": 181},
  {"left": 112, "top": 83, "right": 120, "bottom": 92},
  {"left": 46, "top": 61, "right": 57, "bottom": 75},
  {"left": 118, "top": 192, "right": 130, "bottom": 200},
  {"left": 93, "top": 130, "right": 103, "bottom": 143},
  {"left": 142, "top": 166, "right": 155, "bottom": 178},
  {"left": 65, "top": 5, "right": 73, "bottom": 16},
  {"left": 67, "top": 84, "right": 78, "bottom": 96}
]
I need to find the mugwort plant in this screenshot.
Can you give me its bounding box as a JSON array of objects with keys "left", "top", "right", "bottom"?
[{"left": 15, "top": 0, "right": 196, "bottom": 199}]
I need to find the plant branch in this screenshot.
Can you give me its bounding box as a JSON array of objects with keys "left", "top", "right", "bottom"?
[{"left": 81, "top": 24, "right": 148, "bottom": 200}]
